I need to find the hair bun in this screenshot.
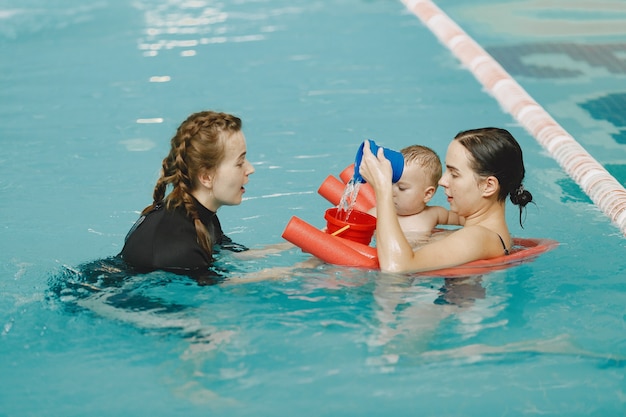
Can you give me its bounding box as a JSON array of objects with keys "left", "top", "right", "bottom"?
[{"left": 510, "top": 185, "right": 533, "bottom": 207}]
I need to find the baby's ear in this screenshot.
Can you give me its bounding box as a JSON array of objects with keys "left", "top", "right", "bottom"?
[{"left": 423, "top": 185, "right": 436, "bottom": 203}]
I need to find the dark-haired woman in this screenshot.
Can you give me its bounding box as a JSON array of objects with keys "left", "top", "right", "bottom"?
[{"left": 358, "top": 127, "right": 533, "bottom": 274}]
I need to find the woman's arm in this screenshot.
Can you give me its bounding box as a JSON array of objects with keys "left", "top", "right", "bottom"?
[
  {"left": 358, "top": 141, "right": 415, "bottom": 272},
  {"left": 231, "top": 241, "right": 295, "bottom": 260},
  {"left": 389, "top": 226, "right": 496, "bottom": 273},
  {"left": 432, "top": 206, "right": 465, "bottom": 226},
  {"left": 223, "top": 256, "right": 323, "bottom": 284}
]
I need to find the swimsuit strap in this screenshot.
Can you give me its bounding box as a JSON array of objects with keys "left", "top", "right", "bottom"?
[{"left": 497, "top": 234, "right": 510, "bottom": 255}]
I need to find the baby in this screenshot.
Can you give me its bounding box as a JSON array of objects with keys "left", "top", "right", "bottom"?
[{"left": 368, "top": 145, "right": 462, "bottom": 246}]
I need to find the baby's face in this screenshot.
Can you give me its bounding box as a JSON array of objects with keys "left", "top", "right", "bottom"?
[{"left": 392, "top": 163, "right": 432, "bottom": 216}]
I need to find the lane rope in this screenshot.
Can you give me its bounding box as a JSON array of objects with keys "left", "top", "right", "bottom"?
[{"left": 401, "top": 0, "right": 626, "bottom": 236}]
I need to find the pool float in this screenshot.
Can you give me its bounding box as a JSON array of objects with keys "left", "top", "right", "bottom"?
[
  {"left": 318, "top": 164, "right": 376, "bottom": 212},
  {"left": 283, "top": 215, "right": 380, "bottom": 270},
  {"left": 283, "top": 163, "right": 558, "bottom": 277},
  {"left": 282, "top": 213, "right": 558, "bottom": 277}
]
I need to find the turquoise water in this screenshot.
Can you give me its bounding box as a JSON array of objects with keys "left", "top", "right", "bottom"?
[{"left": 1, "top": 0, "right": 626, "bottom": 415}]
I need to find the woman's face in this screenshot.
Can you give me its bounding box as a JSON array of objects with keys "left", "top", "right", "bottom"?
[
  {"left": 208, "top": 131, "right": 255, "bottom": 211},
  {"left": 438, "top": 140, "right": 484, "bottom": 216}
]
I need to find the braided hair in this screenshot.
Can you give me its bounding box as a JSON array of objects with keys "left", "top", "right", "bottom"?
[
  {"left": 454, "top": 127, "right": 533, "bottom": 227},
  {"left": 142, "top": 111, "right": 242, "bottom": 258}
]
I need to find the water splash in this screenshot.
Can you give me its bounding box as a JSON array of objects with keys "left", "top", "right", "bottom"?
[{"left": 336, "top": 178, "right": 362, "bottom": 221}]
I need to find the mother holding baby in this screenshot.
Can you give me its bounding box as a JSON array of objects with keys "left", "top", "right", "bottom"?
[{"left": 358, "top": 127, "right": 533, "bottom": 274}]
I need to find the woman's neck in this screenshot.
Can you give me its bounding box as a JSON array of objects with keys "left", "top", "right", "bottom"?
[
  {"left": 462, "top": 200, "right": 507, "bottom": 229},
  {"left": 191, "top": 188, "right": 219, "bottom": 212}
]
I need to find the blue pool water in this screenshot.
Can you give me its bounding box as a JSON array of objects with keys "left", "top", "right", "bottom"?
[{"left": 1, "top": 0, "right": 626, "bottom": 416}]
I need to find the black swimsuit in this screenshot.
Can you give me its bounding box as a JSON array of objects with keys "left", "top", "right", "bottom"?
[
  {"left": 120, "top": 197, "right": 247, "bottom": 277},
  {"left": 497, "top": 234, "right": 510, "bottom": 255}
]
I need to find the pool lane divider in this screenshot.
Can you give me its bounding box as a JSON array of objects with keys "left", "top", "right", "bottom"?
[{"left": 401, "top": 0, "right": 626, "bottom": 236}]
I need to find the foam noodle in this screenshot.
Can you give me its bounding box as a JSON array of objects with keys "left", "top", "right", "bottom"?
[
  {"left": 317, "top": 175, "right": 376, "bottom": 213},
  {"left": 283, "top": 214, "right": 558, "bottom": 275},
  {"left": 332, "top": 235, "right": 378, "bottom": 260},
  {"left": 281, "top": 216, "right": 379, "bottom": 269},
  {"left": 317, "top": 175, "right": 374, "bottom": 213},
  {"left": 317, "top": 175, "right": 345, "bottom": 207}
]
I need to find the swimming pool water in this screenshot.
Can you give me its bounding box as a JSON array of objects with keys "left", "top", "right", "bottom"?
[{"left": 1, "top": 0, "right": 626, "bottom": 416}]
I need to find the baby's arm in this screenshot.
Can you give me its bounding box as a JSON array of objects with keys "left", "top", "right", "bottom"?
[{"left": 432, "top": 206, "right": 465, "bottom": 226}]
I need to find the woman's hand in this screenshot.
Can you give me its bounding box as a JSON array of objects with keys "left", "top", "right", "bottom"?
[{"left": 358, "top": 140, "right": 393, "bottom": 191}]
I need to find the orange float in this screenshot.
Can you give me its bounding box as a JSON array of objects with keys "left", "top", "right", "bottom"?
[
  {"left": 282, "top": 216, "right": 379, "bottom": 270},
  {"left": 283, "top": 166, "right": 559, "bottom": 277},
  {"left": 317, "top": 175, "right": 374, "bottom": 213},
  {"left": 338, "top": 164, "right": 376, "bottom": 210}
]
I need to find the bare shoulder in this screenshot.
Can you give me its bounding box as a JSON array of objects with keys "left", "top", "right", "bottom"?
[
  {"left": 437, "top": 225, "right": 504, "bottom": 259},
  {"left": 413, "top": 225, "right": 496, "bottom": 267}
]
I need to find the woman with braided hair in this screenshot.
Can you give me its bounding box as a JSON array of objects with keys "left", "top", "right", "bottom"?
[
  {"left": 358, "top": 127, "right": 533, "bottom": 274},
  {"left": 120, "top": 110, "right": 255, "bottom": 279}
]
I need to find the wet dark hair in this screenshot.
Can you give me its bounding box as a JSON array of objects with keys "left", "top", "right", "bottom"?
[{"left": 454, "top": 127, "right": 533, "bottom": 227}]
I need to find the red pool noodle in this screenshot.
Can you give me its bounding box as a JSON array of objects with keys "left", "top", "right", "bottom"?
[
  {"left": 281, "top": 216, "right": 379, "bottom": 269},
  {"left": 339, "top": 164, "right": 356, "bottom": 183},
  {"left": 317, "top": 175, "right": 375, "bottom": 213},
  {"left": 316, "top": 175, "right": 344, "bottom": 206},
  {"left": 282, "top": 215, "right": 558, "bottom": 275},
  {"left": 334, "top": 235, "right": 378, "bottom": 260}
]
